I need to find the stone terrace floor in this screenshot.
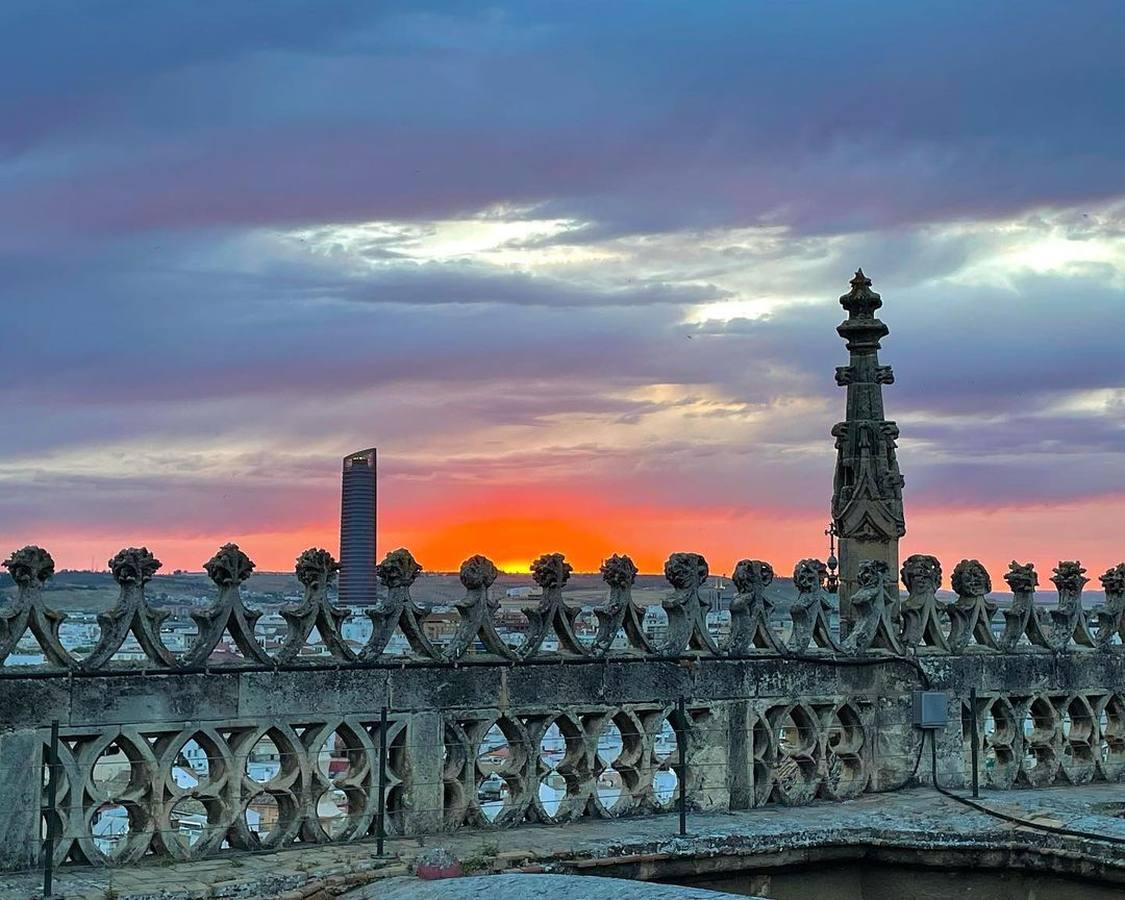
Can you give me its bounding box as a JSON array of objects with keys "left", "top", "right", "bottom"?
[{"left": 6, "top": 784, "right": 1125, "bottom": 900}]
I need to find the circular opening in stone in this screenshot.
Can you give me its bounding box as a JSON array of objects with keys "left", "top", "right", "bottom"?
[
  {"left": 652, "top": 718, "right": 679, "bottom": 808},
  {"left": 92, "top": 741, "right": 131, "bottom": 796},
  {"left": 596, "top": 722, "right": 625, "bottom": 810},
  {"left": 172, "top": 736, "right": 211, "bottom": 790},
  {"left": 244, "top": 792, "right": 280, "bottom": 841},
  {"left": 477, "top": 724, "right": 511, "bottom": 822},
  {"left": 246, "top": 734, "right": 282, "bottom": 784},
  {"left": 170, "top": 797, "right": 208, "bottom": 848},
  {"left": 316, "top": 729, "right": 355, "bottom": 783},
  {"left": 91, "top": 802, "right": 130, "bottom": 857},
  {"left": 317, "top": 787, "right": 352, "bottom": 838}
]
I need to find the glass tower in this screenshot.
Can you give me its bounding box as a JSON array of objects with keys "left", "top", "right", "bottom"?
[{"left": 339, "top": 448, "right": 377, "bottom": 605}]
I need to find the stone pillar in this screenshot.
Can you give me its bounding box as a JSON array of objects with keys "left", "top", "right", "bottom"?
[
  {"left": 403, "top": 710, "right": 445, "bottom": 835},
  {"left": 831, "top": 270, "right": 906, "bottom": 633},
  {"left": 0, "top": 729, "right": 43, "bottom": 872}
]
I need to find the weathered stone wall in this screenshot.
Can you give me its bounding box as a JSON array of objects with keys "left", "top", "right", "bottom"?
[{"left": 1, "top": 653, "right": 1123, "bottom": 871}]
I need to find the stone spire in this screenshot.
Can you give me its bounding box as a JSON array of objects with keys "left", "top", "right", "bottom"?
[{"left": 831, "top": 270, "right": 906, "bottom": 631}]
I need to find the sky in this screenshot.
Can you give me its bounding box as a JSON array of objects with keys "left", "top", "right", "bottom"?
[{"left": 2, "top": 1, "right": 1125, "bottom": 580}]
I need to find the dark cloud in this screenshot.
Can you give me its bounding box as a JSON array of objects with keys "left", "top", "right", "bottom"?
[
  {"left": 3, "top": 2, "right": 1125, "bottom": 241},
  {"left": 2, "top": 2, "right": 1125, "bottom": 553}
]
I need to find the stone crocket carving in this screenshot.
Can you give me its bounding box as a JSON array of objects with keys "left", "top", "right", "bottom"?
[
  {"left": 842, "top": 560, "right": 901, "bottom": 654},
  {"left": 366, "top": 548, "right": 442, "bottom": 660},
  {"left": 899, "top": 554, "right": 949, "bottom": 653},
  {"left": 787, "top": 558, "right": 839, "bottom": 653},
  {"left": 1091, "top": 563, "right": 1125, "bottom": 648},
  {"left": 84, "top": 547, "right": 175, "bottom": 669},
  {"left": 446, "top": 555, "right": 516, "bottom": 660},
  {"left": 517, "top": 553, "right": 587, "bottom": 658},
  {"left": 998, "top": 561, "right": 1052, "bottom": 651},
  {"left": 726, "top": 559, "right": 781, "bottom": 655},
  {"left": 277, "top": 548, "right": 353, "bottom": 663},
  {"left": 592, "top": 554, "right": 652, "bottom": 655},
  {"left": 947, "top": 559, "right": 998, "bottom": 651},
  {"left": 0, "top": 545, "right": 72, "bottom": 667},
  {"left": 1048, "top": 561, "right": 1095, "bottom": 650},
  {"left": 658, "top": 552, "right": 716, "bottom": 656},
  {"left": 183, "top": 543, "right": 273, "bottom": 666}
]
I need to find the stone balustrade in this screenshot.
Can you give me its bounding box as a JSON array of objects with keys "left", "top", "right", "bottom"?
[
  {"left": 1, "top": 543, "right": 1124, "bottom": 872},
  {"left": 3, "top": 545, "right": 1124, "bottom": 670}
]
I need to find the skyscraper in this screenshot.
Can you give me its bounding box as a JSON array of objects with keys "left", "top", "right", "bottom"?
[{"left": 339, "top": 448, "right": 377, "bottom": 605}]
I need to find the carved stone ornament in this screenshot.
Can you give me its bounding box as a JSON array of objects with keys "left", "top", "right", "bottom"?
[
  {"left": 1091, "top": 563, "right": 1125, "bottom": 647},
  {"left": 592, "top": 554, "right": 651, "bottom": 655},
  {"left": 446, "top": 555, "right": 515, "bottom": 660},
  {"left": 365, "top": 548, "right": 442, "bottom": 660},
  {"left": 998, "top": 561, "right": 1052, "bottom": 651},
  {"left": 516, "top": 553, "right": 586, "bottom": 658},
  {"left": 183, "top": 544, "right": 273, "bottom": 666},
  {"left": 658, "top": 552, "right": 716, "bottom": 656},
  {"left": 83, "top": 547, "right": 175, "bottom": 669},
  {"left": 1047, "top": 561, "right": 1095, "bottom": 650},
  {"left": 0, "top": 545, "right": 72, "bottom": 667},
  {"left": 726, "top": 559, "right": 781, "bottom": 655},
  {"left": 277, "top": 548, "right": 353, "bottom": 664},
  {"left": 899, "top": 554, "right": 949, "bottom": 653},
  {"left": 842, "top": 560, "right": 901, "bottom": 655},
  {"left": 787, "top": 558, "right": 839, "bottom": 653},
  {"left": 947, "top": 559, "right": 997, "bottom": 652}
]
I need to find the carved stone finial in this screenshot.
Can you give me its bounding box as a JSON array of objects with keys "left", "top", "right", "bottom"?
[
  {"left": 842, "top": 559, "right": 901, "bottom": 654},
  {"left": 1004, "top": 561, "right": 1038, "bottom": 593},
  {"left": 664, "top": 552, "right": 709, "bottom": 590},
  {"left": 3, "top": 546, "right": 55, "bottom": 585},
  {"left": 952, "top": 559, "right": 992, "bottom": 598},
  {"left": 109, "top": 547, "right": 161, "bottom": 585},
  {"left": 793, "top": 558, "right": 828, "bottom": 593},
  {"left": 947, "top": 559, "right": 997, "bottom": 652},
  {"left": 727, "top": 559, "right": 780, "bottom": 656},
  {"left": 600, "top": 554, "right": 638, "bottom": 588},
  {"left": 899, "top": 554, "right": 948, "bottom": 652},
  {"left": 447, "top": 555, "right": 512, "bottom": 661},
  {"left": 1100, "top": 564, "right": 1125, "bottom": 595},
  {"left": 203, "top": 543, "right": 254, "bottom": 586},
  {"left": 376, "top": 548, "right": 422, "bottom": 588},
  {"left": 1051, "top": 561, "right": 1088, "bottom": 594},
  {"left": 0, "top": 545, "right": 71, "bottom": 669},
  {"left": 732, "top": 559, "right": 774, "bottom": 593},
  {"left": 459, "top": 555, "right": 498, "bottom": 591},
  {"left": 279, "top": 547, "right": 352, "bottom": 665},
  {"left": 1091, "top": 563, "right": 1125, "bottom": 648},
  {"left": 530, "top": 553, "right": 572, "bottom": 590},
  {"left": 788, "top": 558, "right": 838, "bottom": 653},
  {"left": 840, "top": 268, "right": 883, "bottom": 316},
  {"left": 901, "top": 554, "right": 942, "bottom": 593},
  {"left": 295, "top": 547, "right": 340, "bottom": 588},
  {"left": 856, "top": 559, "right": 889, "bottom": 589},
  {"left": 363, "top": 547, "right": 439, "bottom": 662}
]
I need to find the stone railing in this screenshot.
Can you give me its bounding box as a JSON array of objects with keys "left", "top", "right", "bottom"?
[
  {"left": 0, "top": 544, "right": 1123, "bottom": 872},
  {"left": 3, "top": 547, "right": 1123, "bottom": 670}
]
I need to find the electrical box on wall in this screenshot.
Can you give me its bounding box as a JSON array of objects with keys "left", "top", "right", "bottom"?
[{"left": 912, "top": 691, "right": 948, "bottom": 729}]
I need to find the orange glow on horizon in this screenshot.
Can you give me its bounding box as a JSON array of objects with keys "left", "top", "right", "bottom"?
[{"left": 9, "top": 495, "right": 1125, "bottom": 587}]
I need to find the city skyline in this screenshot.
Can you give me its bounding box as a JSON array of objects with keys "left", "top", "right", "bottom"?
[{"left": 3, "top": 3, "right": 1125, "bottom": 579}]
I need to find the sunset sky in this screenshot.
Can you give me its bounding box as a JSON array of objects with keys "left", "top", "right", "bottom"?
[{"left": 3, "top": 2, "right": 1125, "bottom": 579}]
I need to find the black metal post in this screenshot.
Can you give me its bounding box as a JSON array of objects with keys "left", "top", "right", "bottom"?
[
  {"left": 43, "top": 719, "right": 59, "bottom": 898},
  {"left": 677, "top": 696, "right": 688, "bottom": 837},
  {"left": 969, "top": 687, "right": 980, "bottom": 799},
  {"left": 376, "top": 706, "right": 388, "bottom": 856}
]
